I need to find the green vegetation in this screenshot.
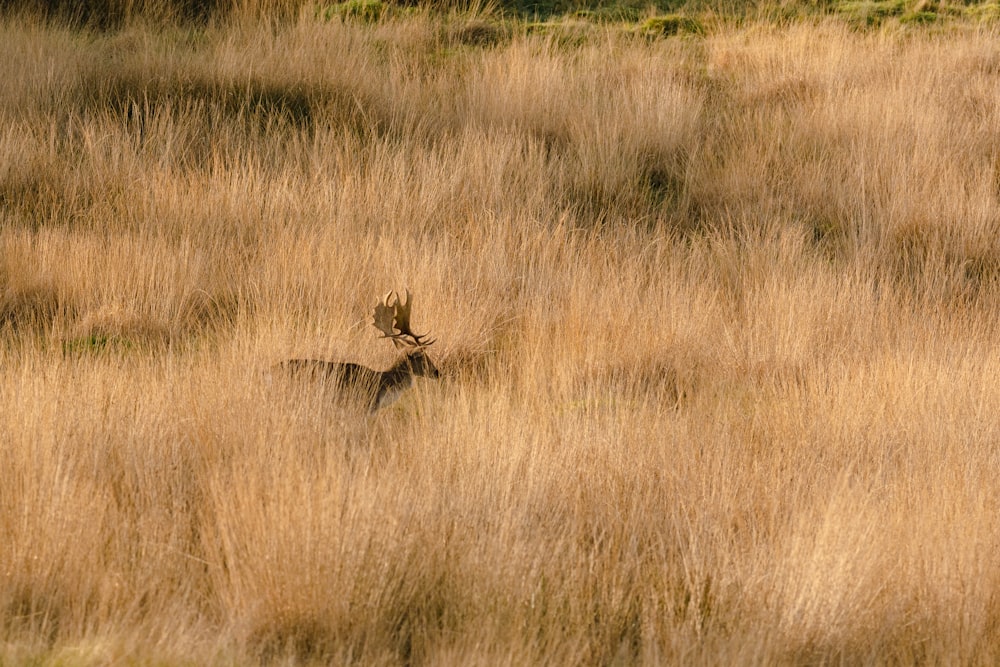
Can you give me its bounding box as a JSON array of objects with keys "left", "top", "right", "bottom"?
[
  {"left": 8, "top": 0, "right": 1000, "bottom": 36},
  {"left": 637, "top": 13, "right": 705, "bottom": 36},
  {"left": 61, "top": 334, "right": 129, "bottom": 354},
  {"left": 835, "top": 0, "right": 907, "bottom": 26},
  {"left": 317, "top": 0, "right": 387, "bottom": 22}
]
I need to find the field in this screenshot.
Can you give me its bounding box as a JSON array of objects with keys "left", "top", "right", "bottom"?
[{"left": 2, "top": 3, "right": 1000, "bottom": 664}]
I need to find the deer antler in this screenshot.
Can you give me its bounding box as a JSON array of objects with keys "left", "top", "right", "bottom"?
[
  {"left": 372, "top": 290, "right": 435, "bottom": 347},
  {"left": 372, "top": 292, "right": 398, "bottom": 339}
]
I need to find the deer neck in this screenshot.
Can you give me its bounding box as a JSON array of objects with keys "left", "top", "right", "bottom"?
[
  {"left": 373, "top": 358, "right": 416, "bottom": 411},
  {"left": 384, "top": 356, "right": 418, "bottom": 388}
]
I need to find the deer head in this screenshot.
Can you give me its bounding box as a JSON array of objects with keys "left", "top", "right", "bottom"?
[{"left": 372, "top": 290, "right": 435, "bottom": 349}]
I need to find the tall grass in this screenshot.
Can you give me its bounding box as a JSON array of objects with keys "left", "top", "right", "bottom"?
[{"left": 2, "top": 8, "right": 1000, "bottom": 665}]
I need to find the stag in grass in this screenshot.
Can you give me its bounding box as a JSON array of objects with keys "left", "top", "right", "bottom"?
[{"left": 280, "top": 291, "right": 439, "bottom": 413}]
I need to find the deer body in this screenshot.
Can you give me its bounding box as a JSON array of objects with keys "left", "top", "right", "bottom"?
[
  {"left": 281, "top": 349, "right": 439, "bottom": 412},
  {"left": 280, "top": 291, "right": 438, "bottom": 412}
]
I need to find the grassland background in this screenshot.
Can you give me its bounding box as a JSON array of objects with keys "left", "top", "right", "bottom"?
[{"left": 2, "top": 2, "right": 1000, "bottom": 664}]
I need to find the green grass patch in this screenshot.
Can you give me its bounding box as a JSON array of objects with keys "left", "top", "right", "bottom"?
[
  {"left": 637, "top": 14, "right": 705, "bottom": 36},
  {"left": 835, "top": 0, "right": 906, "bottom": 26},
  {"left": 61, "top": 334, "right": 131, "bottom": 355},
  {"left": 966, "top": 1, "right": 1000, "bottom": 21},
  {"left": 523, "top": 17, "right": 596, "bottom": 44},
  {"left": 572, "top": 5, "right": 644, "bottom": 22},
  {"left": 900, "top": 9, "right": 937, "bottom": 23},
  {"left": 317, "top": 0, "right": 387, "bottom": 23}
]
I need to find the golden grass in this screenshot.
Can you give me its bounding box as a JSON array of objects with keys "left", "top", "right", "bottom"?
[{"left": 2, "top": 9, "right": 1000, "bottom": 665}]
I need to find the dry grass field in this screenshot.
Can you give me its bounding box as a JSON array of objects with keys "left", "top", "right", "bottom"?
[{"left": 2, "top": 4, "right": 1000, "bottom": 664}]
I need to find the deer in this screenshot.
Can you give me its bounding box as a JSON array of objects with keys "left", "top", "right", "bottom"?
[{"left": 279, "top": 290, "right": 439, "bottom": 413}]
